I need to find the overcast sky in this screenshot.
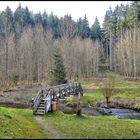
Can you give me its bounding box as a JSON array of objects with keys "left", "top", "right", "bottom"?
[{"left": 0, "top": 1, "right": 132, "bottom": 27}]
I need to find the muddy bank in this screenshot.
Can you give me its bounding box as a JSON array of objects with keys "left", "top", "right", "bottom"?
[
  {"left": 58, "top": 102, "right": 102, "bottom": 116},
  {"left": 58, "top": 102, "right": 140, "bottom": 120},
  {"left": 81, "top": 106, "right": 102, "bottom": 116},
  {"left": 0, "top": 101, "right": 32, "bottom": 109},
  {"left": 1, "top": 101, "right": 140, "bottom": 120},
  {"left": 96, "top": 100, "right": 140, "bottom": 111},
  {"left": 0, "top": 85, "right": 40, "bottom": 109}
]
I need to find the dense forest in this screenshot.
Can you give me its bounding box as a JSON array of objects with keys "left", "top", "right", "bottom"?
[{"left": 0, "top": 1, "right": 140, "bottom": 89}]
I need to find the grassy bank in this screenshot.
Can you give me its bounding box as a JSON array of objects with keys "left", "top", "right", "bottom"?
[
  {"left": 0, "top": 107, "right": 140, "bottom": 139},
  {"left": 43, "top": 111, "right": 140, "bottom": 139},
  {"left": 80, "top": 77, "right": 140, "bottom": 109},
  {"left": 0, "top": 107, "right": 48, "bottom": 138}
]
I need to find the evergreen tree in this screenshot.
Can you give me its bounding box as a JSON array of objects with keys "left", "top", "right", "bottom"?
[
  {"left": 76, "top": 15, "right": 90, "bottom": 39},
  {"left": 49, "top": 47, "right": 66, "bottom": 86},
  {"left": 81, "top": 15, "right": 90, "bottom": 38},
  {"left": 24, "top": 6, "right": 32, "bottom": 26},
  {"left": 132, "top": 1, "right": 140, "bottom": 22},
  {"left": 103, "top": 7, "right": 113, "bottom": 39},
  {"left": 0, "top": 14, "right": 3, "bottom": 33},
  {"left": 34, "top": 11, "right": 42, "bottom": 25},
  {"left": 14, "top": 3, "right": 24, "bottom": 27},
  {"left": 90, "top": 16, "right": 102, "bottom": 40},
  {"left": 0, "top": 6, "right": 14, "bottom": 34},
  {"left": 48, "top": 13, "right": 60, "bottom": 38},
  {"left": 125, "top": 4, "right": 138, "bottom": 28},
  {"left": 59, "top": 14, "right": 76, "bottom": 38},
  {"left": 42, "top": 11, "right": 48, "bottom": 31},
  {"left": 76, "top": 17, "right": 83, "bottom": 37}
]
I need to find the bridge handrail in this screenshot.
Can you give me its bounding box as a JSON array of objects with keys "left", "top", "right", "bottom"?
[
  {"left": 49, "top": 83, "right": 71, "bottom": 89},
  {"left": 44, "top": 92, "right": 52, "bottom": 113},
  {"left": 46, "top": 82, "right": 83, "bottom": 101},
  {"left": 33, "top": 89, "right": 43, "bottom": 113},
  {"left": 48, "top": 82, "right": 80, "bottom": 90}
]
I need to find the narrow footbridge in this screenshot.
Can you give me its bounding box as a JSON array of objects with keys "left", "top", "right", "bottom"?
[{"left": 32, "top": 83, "right": 83, "bottom": 115}]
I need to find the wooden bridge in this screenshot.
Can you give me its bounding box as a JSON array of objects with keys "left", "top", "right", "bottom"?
[{"left": 32, "top": 82, "right": 83, "bottom": 115}]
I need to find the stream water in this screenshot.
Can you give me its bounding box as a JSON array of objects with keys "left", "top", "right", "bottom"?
[
  {"left": 97, "top": 107, "right": 140, "bottom": 120},
  {"left": 60, "top": 103, "right": 140, "bottom": 120}
]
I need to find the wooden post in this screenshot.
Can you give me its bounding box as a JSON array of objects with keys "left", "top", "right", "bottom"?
[
  {"left": 51, "top": 101, "right": 58, "bottom": 112},
  {"left": 76, "top": 101, "right": 81, "bottom": 116}
]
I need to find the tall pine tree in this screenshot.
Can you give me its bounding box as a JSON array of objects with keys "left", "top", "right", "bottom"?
[
  {"left": 49, "top": 47, "right": 66, "bottom": 86},
  {"left": 90, "top": 16, "right": 102, "bottom": 40},
  {"left": 81, "top": 15, "right": 90, "bottom": 38}
]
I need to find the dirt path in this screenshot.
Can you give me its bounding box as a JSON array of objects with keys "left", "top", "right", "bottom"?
[{"left": 35, "top": 116, "right": 61, "bottom": 139}]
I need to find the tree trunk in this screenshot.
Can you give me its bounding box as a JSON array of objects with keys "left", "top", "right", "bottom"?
[{"left": 106, "top": 97, "right": 109, "bottom": 107}]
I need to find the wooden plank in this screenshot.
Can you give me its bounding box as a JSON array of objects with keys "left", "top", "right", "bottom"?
[{"left": 44, "top": 94, "right": 51, "bottom": 113}]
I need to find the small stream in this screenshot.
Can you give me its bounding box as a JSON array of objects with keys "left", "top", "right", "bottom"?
[
  {"left": 97, "top": 107, "right": 140, "bottom": 120},
  {"left": 52, "top": 102, "right": 140, "bottom": 120}
]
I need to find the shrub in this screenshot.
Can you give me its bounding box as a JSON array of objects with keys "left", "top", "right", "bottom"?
[
  {"left": 12, "top": 74, "right": 19, "bottom": 86},
  {"left": 99, "top": 75, "right": 116, "bottom": 107}
]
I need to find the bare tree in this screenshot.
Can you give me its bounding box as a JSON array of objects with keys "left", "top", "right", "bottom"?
[
  {"left": 0, "top": 25, "right": 102, "bottom": 89},
  {"left": 113, "top": 27, "right": 140, "bottom": 79}
]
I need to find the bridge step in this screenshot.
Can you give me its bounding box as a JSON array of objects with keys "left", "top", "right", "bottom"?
[
  {"left": 34, "top": 99, "right": 46, "bottom": 115},
  {"left": 39, "top": 102, "right": 45, "bottom": 105},
  {"left": 42, "top": 98, "right": 47, "bottom": 101},
  {"left": 36, "top": 109, "right": 45, "bottom": 112},
  {"left": 35, "top": 110, "right": 45, "bottom": 114},
  {"left": 35, "top": 112, "right": 45, "bottom": 115},
  {"left": 38, "top": 105, "right": 45, "bottom": 109},
  {"left": 37, "top": 109, "right": 45, "bottom": 112},
  {"left": 39, "top": 101, "right": 45, "bottom": 105},
  {"left": 38, "top": 106, "right": 45, "bottom": 109},
  {"left": 39, "top": 102, "right": 45, "bottom": 104},
  {"left": 39, "top": 103, "right": 45, "bottom": 106},
  {"left": 40, "top": 101, "right": 45, "bottom": 103}
]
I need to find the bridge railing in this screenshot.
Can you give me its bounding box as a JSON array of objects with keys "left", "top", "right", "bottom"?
[
  {"left": 32, "top": 89, "right": 44, "bottom": 114},
  {"left": 44, "top": 92, "right": 52, "bottom": 113},
  {"left": 46, "top": 82, "right": 83, "bottom": 101}
]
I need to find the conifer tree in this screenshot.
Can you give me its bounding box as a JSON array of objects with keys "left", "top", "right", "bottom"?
[
  {"left": 49, "top": 47, "right": 66, "bottom": 86},
  {"left": 90, "top": 16, "right": 102, "bottom": 40}
]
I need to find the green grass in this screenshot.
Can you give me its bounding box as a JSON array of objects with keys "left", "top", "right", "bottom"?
[
  {"left": 0, "top": 107, "right": 48, "bottom": 139},
  {"left": 80, "top": 77, "right": 140, "bottom": 109},
  {"left": 1, "top": 106, "right": 140, "bottom": 139},
  {"left": 43, "top": 111, "right": 140, "bottom": 139},
  {"left": 80, "top": 89, "right": 103, "bottom": 106},
  {"left": 80, "top": 81, "right": 94, "bottom": 89},
  {"left": 114, "top": 77, "right": 140, "bottom": 101},
  {"left": 81, "top": 87, "right": 140, "bottom": 109},
  {"left": 80, "top": 78, "right": 100, "bottom": 88},
  {"left": 113, "top": 87, "right": 140, "bottom": 100}
]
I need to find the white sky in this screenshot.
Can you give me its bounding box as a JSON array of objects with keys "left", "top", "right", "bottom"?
[{"left": 0, "top": 1, "right": 132, "bottom": 27}]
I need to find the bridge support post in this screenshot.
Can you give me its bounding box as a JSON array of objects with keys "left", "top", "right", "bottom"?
[
  {"left": 76, "top": 101, "right": 81, "bottom": 115},
  {"left": 51, "top": 101, "right": 59, "bottom": 112}
]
